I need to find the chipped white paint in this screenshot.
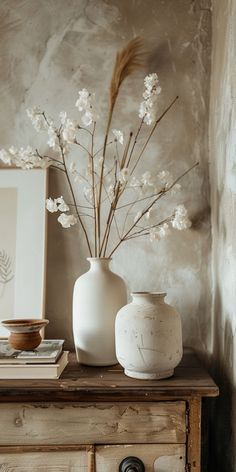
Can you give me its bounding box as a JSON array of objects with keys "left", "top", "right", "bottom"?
[
  {"left": 154, "top": 454, "right": 185, "bottom": 472},
  {"left": 0, "top": 402, "right": 186, "bottom": 445},
  {"left": 116, "top": 292, "right": 182, "bottom": 379},
  {"left": 96, "top": 444, "right": 185, "bottom": 472}
]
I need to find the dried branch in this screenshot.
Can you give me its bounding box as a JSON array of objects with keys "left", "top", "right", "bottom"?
[
  {"left": 97, "top": 37, "right": 145, "bottom": 251},
  {"left": 109, "top": 37, "right": 144, "bottom": 114},
  {"left": 108, "top": 162, "right": 199, "bottom": 256},
  {"left": 58, "top": 136, "right": 92, "bottom": 256},
  {"left": 130, "top": 95, "right": 179, "bottom": 176}
]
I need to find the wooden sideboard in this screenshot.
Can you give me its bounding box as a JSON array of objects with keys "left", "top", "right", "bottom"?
[{"left": 0, "top": 349, "right": 218, "bottom": 472}]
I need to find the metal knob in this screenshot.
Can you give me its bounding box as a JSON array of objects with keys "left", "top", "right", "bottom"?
[{"left": 119, "top": 456, "right": 145, "bottom": 472}]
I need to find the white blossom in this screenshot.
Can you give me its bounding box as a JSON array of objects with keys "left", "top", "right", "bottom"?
[
  {"left": 75, "top": 89, "right": 94, "bottom": 127},
  {"left": 47, "top": 127, "right": 58, "bottom": 150},
  {"left": 0, "top": 149, "right": 12, "bottom": 165},
  {"left": 139, "top": 100, "right": 155, "bottom": 125},
  {"left": 59, "top": 111, "right": 67, "bottom": 125},
  {"left": 130, "top": 176, "right": 141, "bottom": 189},
  {"left": 141, "top": 171, "right": 154, "bottom": 187},
  {"left": 158, "top": 222, "right": 170, "bottom": 238},
  {"left": 107, "top": 184, "right": 115, "bottom": 199},
  {"left": 139, "top": 73, "right": 161, "bottom": 125},
  {"left": 56, "top": 196, "right": 69, "bottom": 212},
  {"left": 58, "top": 213, "right": 77, "bottom": 228},
  {"left": 46, "top": 196, "right": 69, "bottom": 213},
  {"left": 0, "top": 146, "right": 49, "bottom": 169},
  {"left": 149, "top": 222, "right": 170, "bottom": 242},
  {"left": 172, "top": 205, "right": 191, "bottom": 230},
  {"left": 119, "top": 167, "right": 129, "bottom": 183},
  {"left": 81, "top": 110, "right": 93, "bottom": 127},
  {"left": 135, "top": 171, "right": 155, "bottom": 195},
  {"left": 144, "top": 73, "right": 161, "bottom": 96},
  {"left": 46, "top": 198, "right": 58, "bottom": 213},
  {"left": 112, "top": 129, "right": 124, "bottom": 145},
  {"left": 62, "top": 119, "right": 76, "bottom": 143},
  {"left": 17, "top": 146, "right": 43, "bottom": 169},
  {"left": 75, "top": 89, "right": 90, "bottom": 111},
  {"left": 27, "top": 107, "right": 48, "bottom": 132},
  {"left": 9, "top": 146, "right": 18, "bottom": 157},
  {"left": 158, "top": 170, "right": 174, "bottom": 189}
]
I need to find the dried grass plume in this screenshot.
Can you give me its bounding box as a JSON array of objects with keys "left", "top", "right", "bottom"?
[{"left": 109, "top": 37, "right": 145, "bottom": 113}]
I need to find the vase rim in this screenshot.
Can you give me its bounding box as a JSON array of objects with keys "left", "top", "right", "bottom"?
[
  {"left": 87, "top": 257, "right": 112, "bottom": 261},
  {"left": 131, "top": 291, "right": 166, "bottom": 297}
]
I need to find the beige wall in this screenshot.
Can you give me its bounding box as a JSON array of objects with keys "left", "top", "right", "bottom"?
[
  {"left": 0, "top": 0, "right": 212, "bottom": 350},
  {"left": 210, "top": 0, "right": 236, "bottom": 469},
  {"left": 2, "top": 0, "right": 236, "bottom": 468}
]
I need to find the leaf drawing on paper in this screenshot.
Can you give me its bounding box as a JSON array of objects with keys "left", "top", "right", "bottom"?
[{"left": 0, "top": 250, "right": 14, "bottom": 285}]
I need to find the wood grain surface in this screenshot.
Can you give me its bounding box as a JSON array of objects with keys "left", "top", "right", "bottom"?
[
  {"left": 0, "top": 402, "right": 186, "bottom": 445},
  {"left": 0, "top": 350, "right": 219, "bottom": 403},
  {"left": 96, "top": 444, "right": 186, "bottom": 472}
]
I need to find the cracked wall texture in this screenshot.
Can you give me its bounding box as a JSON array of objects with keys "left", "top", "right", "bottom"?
[
  {"left": 0, "top": 1, "right": 211, "bottom": 352},
  {"left": 209, "top": 0, "right": 236, "bottom": 470}
]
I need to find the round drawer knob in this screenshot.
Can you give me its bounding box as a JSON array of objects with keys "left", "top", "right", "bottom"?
[{"left": 119, "top": 456, "right": 145, "bottom": 472}]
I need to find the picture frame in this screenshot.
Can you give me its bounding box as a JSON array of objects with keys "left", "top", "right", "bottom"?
[{"left": 0, "top": 168, "right": 47, "bottom": 337}]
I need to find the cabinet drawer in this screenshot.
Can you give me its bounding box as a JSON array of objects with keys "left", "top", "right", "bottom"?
[
  {"left": 0, "top": 402, "right": 186, "bottom": 445},
  {"left": 96, "top": 444, "right": 186, "bottom": 472},
  {"left": 0, "top": 447, "right": 89, "bottom": 471},
  {"left": 0, "top": 444, "right": 185, "bottom": 471}
]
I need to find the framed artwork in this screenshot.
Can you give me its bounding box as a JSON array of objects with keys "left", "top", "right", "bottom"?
[{"left": 0, "top": 169, "right": 47, "bottom": 337}]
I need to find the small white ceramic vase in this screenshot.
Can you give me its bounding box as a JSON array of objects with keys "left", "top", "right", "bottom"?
[
  {"left": 115, "top": 292, "right": 183, "bottom": 379},
  {"left": 73, "top": 258, "right": 127, "bottom": 366}
]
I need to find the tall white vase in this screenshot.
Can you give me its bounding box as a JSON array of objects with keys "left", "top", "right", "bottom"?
[
  {"left": 73, "top": 258, "right": 127, "bottom": 366},
  {"left": 115, "top": 292, "right": 183, "bottom": 379}
]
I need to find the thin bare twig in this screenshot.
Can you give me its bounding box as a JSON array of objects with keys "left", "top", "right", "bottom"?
[
  {"left": 101, "top": 132, "right": 133, "bottom": 256},
  {"left": 58, "top": 136, "right": 92, "bottom": 256},
  {"left": 74, "top": 139, "right": 92, "bottom": 158},
  {"left": 108, "top": 162, "right": 199, "bottom": 256},
  {"left": 90, "top": 122, "right": 98, "bottom": 256},
  {"left": 130, "top": 96, "right": 179, "bottom": 176}
]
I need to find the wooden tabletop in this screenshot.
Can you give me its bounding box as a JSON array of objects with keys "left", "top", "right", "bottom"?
[{"left": 0, "top": 349, "right": 219, "bottom": 402}]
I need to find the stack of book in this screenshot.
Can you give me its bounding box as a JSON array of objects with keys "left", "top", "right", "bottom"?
[{"left": 0, "top": 340, "right": 68, "bottom": 379}]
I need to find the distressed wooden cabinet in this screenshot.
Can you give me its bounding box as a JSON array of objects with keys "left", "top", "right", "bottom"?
[{"left": 0, "top": 349, "right": 218, "bottom": 472}]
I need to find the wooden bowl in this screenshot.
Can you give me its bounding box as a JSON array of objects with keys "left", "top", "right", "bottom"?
[{"left": 1, "top": 319, "right": 49, "bottom": 350}]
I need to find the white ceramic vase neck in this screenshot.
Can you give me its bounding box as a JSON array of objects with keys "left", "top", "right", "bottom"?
[
  {"left": 87, "top": 257, "right": 111, "bottom": 271},
  {"left": 73, "top": 257, "right": 127, "bottom": 366},
  {"left": 131, "top": 292, "right": 166, "bottom": 306}
]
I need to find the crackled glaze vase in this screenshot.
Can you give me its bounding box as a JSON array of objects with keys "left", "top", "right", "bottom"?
[{"left": 115, "top": 292, "right": 183, "bottom": 379}]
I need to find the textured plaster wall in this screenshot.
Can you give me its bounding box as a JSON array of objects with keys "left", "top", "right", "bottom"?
[
  {"left": 209, "top": 0, "right": 236, "bottom": 470},
  {"left": 0, "top": 0, "right": 211, "bottom": 350}
]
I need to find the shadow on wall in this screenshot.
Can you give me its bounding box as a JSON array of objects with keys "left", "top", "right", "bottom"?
[{"left": 208, "top": 282, "right": 235, "bottom": 472}]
